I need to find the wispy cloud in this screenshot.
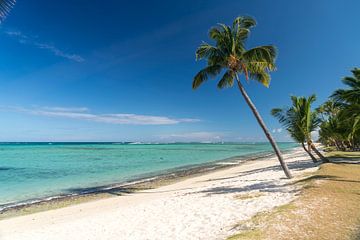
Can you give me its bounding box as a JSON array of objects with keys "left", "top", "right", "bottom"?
[
  {"left": 5, "top": 30, "right": 84, "bottom": 62},
  {"left": 41, "top": 106, "right": 89, "bottom": 112},
  {"left": 311, "top": 129, "right": 319, "bottom": 140},
  {"left": 159, "top": 131, "right": 223, "bottom": 142},
  {"left": 2, "top": 106, "right": 200, "bottom": 125},
  {"left": 272, "top": 128, "right": 283, "bottom": 133}
]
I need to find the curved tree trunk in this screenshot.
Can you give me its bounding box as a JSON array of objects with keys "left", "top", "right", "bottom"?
[
  {"left": 236, "top": 78, "right": 292, "bottom": 178},
  {"left": 301, "top": 142, "right": 317, "bottom": 163},
  {"left": 310, "top": 142, "right": 330, "bottom": 163},
  {"left": 334, "top": 141, "right": 341, "bottom": 151}
]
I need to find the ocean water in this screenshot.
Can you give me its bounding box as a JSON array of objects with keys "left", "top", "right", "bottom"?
[{"left": 0, "top": 142, "right": 297, "bottom": 209}]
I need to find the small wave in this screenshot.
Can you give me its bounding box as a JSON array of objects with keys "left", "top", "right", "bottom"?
[{"left": 0, "top": 166, "right": 18, "bottom": 171}]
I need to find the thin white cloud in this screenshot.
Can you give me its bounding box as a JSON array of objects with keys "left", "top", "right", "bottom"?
[
  {"left": 41, "top": 106, "right": 89, "bottom": 112},
  {"left": 4, "top": 30, "right": 84, "bottom": 62},
  {"left": 159, "top": 131, "right": 223, "bottom": 142},
  {"left": 311, "top": 129, "right": 319, "bottom": 141},
  {"left": 3, "top": 106, "right": 200, "bottom": 125},
  {"left": 272, "top": 128, "right": 283, "bottom": 133}
]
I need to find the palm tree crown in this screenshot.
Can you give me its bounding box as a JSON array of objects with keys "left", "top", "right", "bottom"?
[
  {"left": 271, "top": 95, "right": 320, "bottom": 143},
  {"left": 193, "top": 16, "right": 277, "bottom": 89}
]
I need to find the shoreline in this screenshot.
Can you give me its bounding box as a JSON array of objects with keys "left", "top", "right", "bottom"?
[
  {"left": 0, "top": 148, "right": 295, "bottom": 219},
  {"left": 0, "top": 147, "right": 318, "bottom": 240}
]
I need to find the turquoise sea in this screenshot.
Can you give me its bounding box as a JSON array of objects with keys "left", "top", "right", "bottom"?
[{"left": 0, "top": 142, "right": 297, "bottom": 210}]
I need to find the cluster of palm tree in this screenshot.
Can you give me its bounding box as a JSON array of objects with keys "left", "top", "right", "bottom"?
[
  {"left": 269, "top": 68, "right": 360, "bottom": 162},
  {"left": 317, "top": 68, "right": 360, "bottom": 151},
  {"left": 192, "top": 16, "right": 360, "bottom": 178},
  {"left": 271, "top": 95, "right": 329, "bottom": 163}
]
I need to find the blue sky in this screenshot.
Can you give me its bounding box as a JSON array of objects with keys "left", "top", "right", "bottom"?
[{"left": 0, "top": 0, "right": 359, "bottom": 142}]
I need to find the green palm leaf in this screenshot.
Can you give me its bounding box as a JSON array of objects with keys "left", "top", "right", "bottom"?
[
  {"left": 192, "top": 15, "right": 277, "bottom": 89},
  {"left": 331, "top": 68, "right": 360, "bottom": 104},
  {"left": 192, "top": 65, "right": 222, "bottom": 89},
  {"left": 217, "top": 71, "right": 235, "bottom": 89}
]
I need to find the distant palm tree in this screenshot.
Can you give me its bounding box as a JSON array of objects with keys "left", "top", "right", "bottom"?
[
  {"left": 192, "top": 16, "right": 292, "bottom": 178},
  {"left": 288, "top": 123, "right": 318, "bottom": 163},
  {"left": 318, "top": 116, "right": 349, "bottom": 150},
  {"left": 329, "top": 68, "right": 360, "bottom": 149},
  {"left": 315, "top": 100, "right": 342, "bottom": 121},
  {"left": 0, "top": 0, "right": 15, "bottom": 23},
  {"left": 271, "top": 95, "right": 329, "bottom": 163},
  {"left": 331, "top": 68, "right": 360, "bottom": 104}
]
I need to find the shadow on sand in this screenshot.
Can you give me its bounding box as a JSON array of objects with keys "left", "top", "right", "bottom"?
[
  {"left": 328, "top": 157, "right": 360, "bottom": 164},
  {"left": 203, "top": 160, "right": 319, "bottom": 183},
  {"left": 189, "top": 160, "right": 322, "bottom": 197},
  {"left": 65, "top": 185, "right": 140, "bottom": 196}
]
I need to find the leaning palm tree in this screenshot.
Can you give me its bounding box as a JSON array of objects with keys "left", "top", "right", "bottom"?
[
  {"left": 271, "top": 95, "right": 329, "bottom": 163},
  {"left": 192, "top": 16, "right": 292, "bottom": 178},
  {"left": 272, "top": 97, "right": 318, "bottom": 162},
  {"left": 0, "top": 0, "right": 16, "bottom": 23},
  {"left": 271, "top": 106, "right": 318, "bottom": 162},
  {"left": 289, "top": 125, "right": 318, "bottom": 163}
]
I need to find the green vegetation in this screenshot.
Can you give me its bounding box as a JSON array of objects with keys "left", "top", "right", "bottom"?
[
  {"left": 270, "top": 67, "right": 359, "bottom": 165},
  {"left": 318, "top": 68, "right": 360, "bottom": 151},
  {"left": 192, "top": 16, "right": 292, "bottom": 178},
  {"left": 325, "top": 151, "right": 360, "bottom": 158},
  {"left": 271, "top": 95, "right": 329, "bottom": 162},
  {"left": 227, "top": 152, "right": 360, "bottom": 240}
]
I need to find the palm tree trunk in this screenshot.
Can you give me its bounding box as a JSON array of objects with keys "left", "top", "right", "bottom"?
[
  {"left": 236, "top": 77, "right": 292, "bottom": 178},
  {"left": 301, "top": 142, "right": 317, "bottom": 163},
  {"left": 334, "top": 141, "right": 341, "bottom": 151},
  {"left": 309, "top": 142, "right": 329, "bottom": 163}
]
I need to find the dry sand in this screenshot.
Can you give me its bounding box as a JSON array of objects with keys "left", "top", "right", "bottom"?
[{"left": 0, "top": 148, "right": 318, "bottom": 240}]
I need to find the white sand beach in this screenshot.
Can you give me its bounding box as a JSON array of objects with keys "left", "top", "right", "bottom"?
[{"left": 0, "top": 148, "right": 318, "bottom": 240}]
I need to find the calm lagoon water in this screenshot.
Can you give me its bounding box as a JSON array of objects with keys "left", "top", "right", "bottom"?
[{"left": 0, "top": 142, "right": 297, "bottom": 208}]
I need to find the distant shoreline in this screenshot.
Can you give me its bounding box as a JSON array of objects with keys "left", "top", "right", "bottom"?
[{"left": 0, "top": 147, "right": 297, "bottom": 219}]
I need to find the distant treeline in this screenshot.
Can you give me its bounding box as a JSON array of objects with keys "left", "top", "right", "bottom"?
[
  {"left": 317, "top": 68, "right": 360, "bottom": 151},
  {"left": 272, "top": 68, "right": 360, "bottom": 156}
]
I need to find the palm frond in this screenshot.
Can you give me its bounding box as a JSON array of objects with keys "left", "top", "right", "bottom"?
[
  {"left": 0, "top": 0, "right": 15, "bottom": 23},
  {"left": 195, "top": 42, "right": 222, "bottom": 61},
  {"left": 351, "top": 68, "right": 360, "bottom": 79},
  {"left": 232, "top": 16, "right": 256, "bottom": 51},
  {"left": 272, "top": 95, "right": 319, "bottom": 144},
  {"left": 233, "top": 16, "right": 257, "bottom": 29},
  {"left": 243, "top": 46, "right": 277, "bottom": 67},
  {"left": 217, "top": 71, "right": 235, "bottom": 89},
  {"left": 248, "top": 71, "right": 270, "bottom": 87},
  {"left": 192, "top": 65, "right": 222, "bottom": 89},
  {"left": 331, "top": 68, "right": 360, "bottom": 104},
  {"left": 271, "top": 108, "right": 292, "bottom": 128}
]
